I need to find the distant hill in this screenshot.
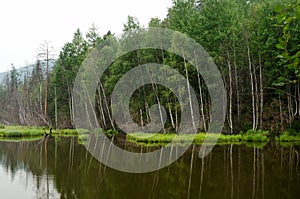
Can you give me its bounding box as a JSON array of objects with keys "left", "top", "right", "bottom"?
[
  {"left": 0, "top": 72, "right": 6, "bottom": 84},
  {"left": 0, "top": 60, "right": 55, "bottom": 85}
]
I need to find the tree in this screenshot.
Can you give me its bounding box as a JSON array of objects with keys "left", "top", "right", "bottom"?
[
  {"left": 9, "top": 65, "right": 19, "bottom": 93},
  {"left": 38, "top": 41, "right": 55, "bottom": 121}
]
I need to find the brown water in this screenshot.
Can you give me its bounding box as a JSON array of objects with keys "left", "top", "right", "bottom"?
[{"left": 0, "top": 137, "right": 299, "bottom": 199}]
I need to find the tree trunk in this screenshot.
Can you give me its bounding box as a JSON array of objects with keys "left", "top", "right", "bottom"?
[
  {"left": 233, "top": 46, "right": 240, "bottom": 131},
  {"left": 175, "top": 106, "right": 178, "bottom": 132},
  {"left": 54, "top": 86, "right": 58, "bottom": 128},
  {"left": 194, "top": 49, "right": 207, "bottom": 132},
  {"left": 146, "top": 66, "right": 166, "bottom": 133},
  {"left": 39, "top": 82, "right": 43, "bottom": 114},
  {"left": 168, "top": 104, "right": 175, "bottom": 129},
  {"left": 183, "top": 52, "right": 196, "bottom": 132},
  {"left": 99, "top": 82, "right": 115, "bottom": 130},
  {"left": 259, "top": 54, "right": 263, "bottom": 130},
  {"left": 44, "top": 48, "right": 49, "bottom": 120},
  {"left": 254, "top": 64, "right": 259, "bottom": 130},
  {"left": 247, "top": 41, "right": 256, "bottom": 131},
  {"left": 279, "top": 95, "right": 284, "bottom": 133},
  {"left": 84, "top": 85, "right": 99, "bottom": 129},
  {"left": 97, "top": 89, "right": 107, "bottom": 129},
  {"left": 298, "top": 82, "right": 300, "bottom": 116},
  {"left": 287, "top": 85, "right": 292, "bottom": 128},
  {"left": 227, "top": 50, "right": 233, "bottom": 134},
  {"left": 68, "top": 85, "right": 74, "bottom": 127},
  {"left": 140, "top": 108, "right": 144, "bottom": 127}
]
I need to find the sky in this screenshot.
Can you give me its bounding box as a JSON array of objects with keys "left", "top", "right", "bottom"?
[{"left": 0, "top": 0, "right": 173, "bottom": 72}]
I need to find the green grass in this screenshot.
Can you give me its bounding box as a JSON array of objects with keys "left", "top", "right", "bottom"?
[
  {"left": 58, "top": 128, "right": 89, "bottom": 134},
  {"left": 3, "top": 125, "right": 300, "bottom": 147},
  {"left": 0, "top": 126, "right": 44, "bottom": 137},
  {"left": 276, "top": 133, "right": 300, "bottom": 142},
  {"left": 78, "top": 134, "right": 89, "bottom": 144},
  {"left": 0, "top": 125, "right": 89, "bottom": 137},
  {"left": 127, "top": 131, "right": 270, "bottom": 145},
  {"left": 242, "top": 134, "right": 269, "bottom": 142}
]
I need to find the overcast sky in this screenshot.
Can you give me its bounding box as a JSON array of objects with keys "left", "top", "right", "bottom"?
[{"left": 0, "top": 0, "right": 173, "bottom": 72}]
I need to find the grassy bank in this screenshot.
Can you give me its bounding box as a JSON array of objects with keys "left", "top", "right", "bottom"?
[
  {"left": 0, "top": 125, "right": 89, "bottom": 137},
  {"left": 127, "top": 130, "right": 271, "bottom": 145},
  {"left": 276, "top": 132, "right": 300, "bottom": 142},
  {"left": 2, "top": 125, "right": 300, "bottom": 146}
]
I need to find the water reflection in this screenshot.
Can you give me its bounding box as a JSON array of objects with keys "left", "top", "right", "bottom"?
[{"left": 0, "top": 137, "right": 299, "bottom": 199}]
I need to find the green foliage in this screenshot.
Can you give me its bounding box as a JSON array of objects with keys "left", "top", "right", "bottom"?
[
  {"left": 59, "top": 128, "right": 89, "bottom": 134},
  {"left": 283, "top": 128, "right": 298, "bottom": 136},
  {"left": 0, "top": 126, "right": 89, "bottom": 137},
  {"left": 244, "top": 129, "right": 270, "bottom": 136},
  {"left": 242, "top": 134, "right": 269, "bottom": 142},
  {"left": 78, "top": 134, "right": 89, "bottom": 144},
  {"left": 0, "top": 126, "right": 44, "bottom": 137},
  {"left": 9, "top": 66, "right": 20, "bottom": 92},
  {"left": 127, "top": 132, "right": 269, "bottom": 144},
  {"left": 278, "top": 133, "right": 295, "bottom": 142},
  {"left": 105, "top": 129, "right": 119, "bottom": 136},
  {"left": 278, "top": 131, "right": 300, "bottom": 142},
  {"left": 274, "top": 1, "right": 300, "bottom": 84}
]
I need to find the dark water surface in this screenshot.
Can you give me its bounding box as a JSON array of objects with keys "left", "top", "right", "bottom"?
[{"left": 0, "top": 137, "right": 299, "bottom": 199}]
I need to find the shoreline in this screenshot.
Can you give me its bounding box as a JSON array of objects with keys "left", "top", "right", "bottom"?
[{"left": 1, "top": 126, "right": 300, "bottom": 146}]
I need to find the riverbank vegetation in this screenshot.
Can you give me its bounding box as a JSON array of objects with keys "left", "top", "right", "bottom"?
[
  {"left": 1, "top": 124, "right": 300, "bottom": 147},
  {"left": 0, "top": 0, "right": 299, "bottom": 139},
  {"left": 127, "top": 130, "right": 270, "bottom": 144},
  {"left": 127, "top": 130, "right": 300, "bottom": 145},
  {"left": 0, "top": 125, "right": 88, "bottom": 137}
]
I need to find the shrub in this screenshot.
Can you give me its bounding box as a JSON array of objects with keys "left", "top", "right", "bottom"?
[
  {"left": 283, "top": 129, "right": 298, "bottom": 136},
  {"left": 105, "top": 129, "right": 118, "bottom": 136},
  {"left": 279, "top": 133, "right": 294, "bottom": 142}
]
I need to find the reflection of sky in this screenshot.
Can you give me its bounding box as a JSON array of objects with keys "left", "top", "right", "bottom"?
[{"left": 0, "top": 165, "right": 59, "bottom": 199}]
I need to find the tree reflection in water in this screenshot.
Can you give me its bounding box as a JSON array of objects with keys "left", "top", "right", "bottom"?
[{"left": 0, "top": 137, "right": 299, "bottom": 199}]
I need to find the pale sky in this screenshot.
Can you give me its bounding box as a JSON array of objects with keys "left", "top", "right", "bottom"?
[{"left": 0, "top": 0, "right": 173, "bottom": 72}]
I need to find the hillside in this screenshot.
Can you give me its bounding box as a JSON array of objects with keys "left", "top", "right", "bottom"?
[{"left": 0, "top": 61, "right": 55, "bottom": 85}]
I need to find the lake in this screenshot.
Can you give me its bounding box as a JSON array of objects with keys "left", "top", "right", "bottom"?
[{"left": 0, "top": 136, "right": 299, "bottom": 199}]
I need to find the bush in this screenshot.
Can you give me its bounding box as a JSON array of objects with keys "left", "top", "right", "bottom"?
[
  {"left": 0, "top": 124, "right": 4, "bottom": 129},
  {"left": 242, "top": 134, "right": 269, "bottom": 142},
  {"left": 245, "top": 129, "right": 269, "bottom": 136},
  {"left": 279, "top": 133, "right": 294, "bottom": 142},
  {"left": 283, "top": 129, "right": 298, "bottom": 136},
  {"left": 105, "top": 129, "right": 118, "bottom": 136}
]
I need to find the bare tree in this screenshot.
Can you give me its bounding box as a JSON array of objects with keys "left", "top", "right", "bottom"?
[{"left": 38, "top": 41, "right": 55, "bottom": 121}]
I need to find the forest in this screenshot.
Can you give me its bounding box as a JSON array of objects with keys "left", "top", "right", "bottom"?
[{"left": 0, "top": 0, "right": 299, "bottom": 136}]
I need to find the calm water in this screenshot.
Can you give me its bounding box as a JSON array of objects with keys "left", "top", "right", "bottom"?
[{"left": 0, "top": 137, "right": 299, "bottom": 199}]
